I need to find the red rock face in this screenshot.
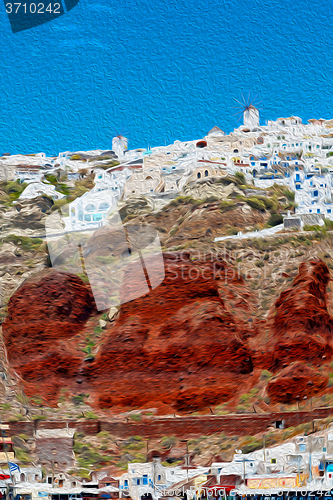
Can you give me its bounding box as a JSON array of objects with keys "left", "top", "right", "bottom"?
[
  {"left": 2, "top": 269, "right": 96, "bottom": 402},
  {"left": 2, "top": 256, "right": 333, "bottom": 410},
  {"left": 268, "top": 259, "right": 333, "bottom": 370},
  {"left": 267, "top": 362, "right": 329, "bottom": 404},
  {"left": 86, "top": 252, "right": 254, "bottom": 411}
]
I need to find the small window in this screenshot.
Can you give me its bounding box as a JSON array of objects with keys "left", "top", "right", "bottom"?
[
  {"left": 143, "top": 475, "right": 148, "bottom": 485},
  {"left": 84, "top": 214, "right": 91, "bottom": 222},
  {"left": 85, "top": 203, "right": 96, "bottom": 212},
  {"left": 317, "top": 209, "right": 321, "bottom": 213},
  {"left": 205, "top": 170, "right": 209, "bottom": 177},
  {"left": 328, "top": 209, "right": 332, "bottom": 214},
  {"left": 300, "top": 444, "right": 306, "bottom": 452},
  {"left": 99, "top": 202, "right": 110, "bottom": 211},
  {"left": 197, "top": 172, "right": 201, "bottom": 179},
  {"left": 158, "top": 475, "right": 161, "bottom": 481},
  {"left": 271, "top": 458, "right": 276, "bottom": 464}
]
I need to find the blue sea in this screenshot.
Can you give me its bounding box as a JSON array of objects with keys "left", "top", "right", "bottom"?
[{"left": 0, "top": 0, "right": 332, "bottom": 156}]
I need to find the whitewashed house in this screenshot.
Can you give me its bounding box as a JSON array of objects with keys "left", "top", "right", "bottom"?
[
  {"left": 19, "top": 181, "right": 65, "bottom": 200},
  {"left": 63, "top": 167, "right": 130, "bottom": 230},
  {"left": 119, "top": 460, "right": 208, "bottom": 500}
]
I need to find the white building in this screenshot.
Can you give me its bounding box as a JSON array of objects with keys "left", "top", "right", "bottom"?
[
  {"left": 243, "top": 105, "right": 260, "bottom": 129},
  {"left": 63, "top": 167, "right": 130, "bottom": 230},
  {"left": 119, "top": 460, "right": 208, "bottom": 500}
]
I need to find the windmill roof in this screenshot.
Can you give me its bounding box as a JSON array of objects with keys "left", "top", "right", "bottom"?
[{"left": 208, "top": 126, "right": 224, "bottom": 136}]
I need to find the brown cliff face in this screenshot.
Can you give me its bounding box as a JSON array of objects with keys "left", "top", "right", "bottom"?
[
  {"left": 2, "top": 269, "right": 96, "bottom": 402},
  {"left": 86, "top": 252, "right": 254, "bottom": 411},
  {"left": 2, "top": 255, "right": 333, "bottom": 410},
  {"left": 267, "top": 362, "right": 329, "bottom": 404},
  {"left": 267, "top": 259, "right": 333, "bottom": 370}
]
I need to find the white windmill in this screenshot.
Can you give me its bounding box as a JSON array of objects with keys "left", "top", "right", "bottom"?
[
  {"left": 233, "top": 93, "right": 261, "bottom": 129},
  {"left": 112, "top": 133, "right": 128, "bottom": 159}
]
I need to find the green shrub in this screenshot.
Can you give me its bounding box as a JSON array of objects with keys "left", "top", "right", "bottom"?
[
  {"left": 254, "top": 196, "right": 276, "bottom": 211},
  {"left": 84, "top": 411, "right": 99, "bottom": 419},
  {"left": 0, "top": 180, "right": 27, "bottom": 201},
  {"left": 129, "top": 414, "right": 142, "bottom": 421},
  {"left": 72, "top": 394, "right": 89, "bottom": 406},
  {"left": 161, "top": 436, "right": 177, "bottom": 448},
  {"left": 304, "top": 224, "right": 321, "bottom": 231},
  {"left": 282, "top": 188, "right": 295, "bottom": 202},
  {"left": 14, "top": 448, "right": 31, "bottom": 464},
  {"left": 226, "top": 225, "right": 239, "bottom": 236},
  {"left": 9, "top": 414, "right": 25, "bottom": 422},
  {"left": 205, "top": 196, "right": 219, "bottom": 202},
  {"left": 31, "top": 415, "right": 47, "bottom": 421},
  {"left": 44, "top": 174, "right": 58, "bottom": 184},
  {"left": 267, "top": 213, "right": 283, "bottom": 227},
  {"left": 235, "top": 172, "right": 246, "bottom": 184},
  {"left": 242, "top": 439, "right": 262, "bottom": 454},
  {"left": 0, "top": 403, "right": 11, "bottom": 411},
  {"left": 219, "top": 201, "right": 236, "bottom": 212},
  {"left": 246, "top": 197, "right": 266, "bottom": 211},
  {"left": 169, "top": 226, "right": 179, "bottom": 237},
  {"left": 239, "top": 393, "right": 251, "bottom": 404},
  {"left": 3, "top": 235, "right": 44, "bottom": 252},
  {"left": 324, "top": 219, "right": 333, "bottom": 231},
  {"left": 260, "top": 369, "right": 273, "bottom": 380}
]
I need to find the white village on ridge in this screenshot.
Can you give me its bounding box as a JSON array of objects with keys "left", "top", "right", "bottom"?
[{"left": 1, "top": 105, "right": 333, "bottom": 234}]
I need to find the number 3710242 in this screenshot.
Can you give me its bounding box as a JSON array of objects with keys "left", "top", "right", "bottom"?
[{"left": 5, "top": 3, "right": 61, "bottom": 14}]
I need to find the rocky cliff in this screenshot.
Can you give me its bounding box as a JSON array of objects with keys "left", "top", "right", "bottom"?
[{"left": 3, "top": 245, "right": 333, "bottom": 411}]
